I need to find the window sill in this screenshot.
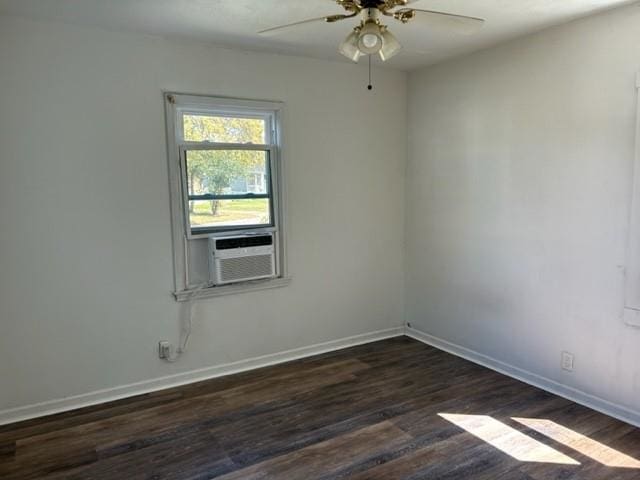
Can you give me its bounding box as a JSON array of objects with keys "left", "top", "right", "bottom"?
[{"left": 173, "top": 276, "right": 292, "bottom": 302}]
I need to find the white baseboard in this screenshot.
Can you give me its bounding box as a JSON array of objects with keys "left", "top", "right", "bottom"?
[
  {"left": 405, "top": 326, "right": 640, "bottom": 429},
  {"left": 0, "top": 327, "right": 404, "bottom": 426},
  {"left": 8, "top": 325, "right": 634, "bottom": 430}
]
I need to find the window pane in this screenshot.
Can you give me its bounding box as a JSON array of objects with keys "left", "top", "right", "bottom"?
[
  {"left": 189, "top": 198, "right": 271, "bottom": 229},
  {"left": 183, "top": 114, "right": 266, "bottom": 144},
  {"left": 184, "top": 149, "right": 272, "bottom": 231},
  {"left": 186, "top": 150, "right": 269, "bottom": 196}
]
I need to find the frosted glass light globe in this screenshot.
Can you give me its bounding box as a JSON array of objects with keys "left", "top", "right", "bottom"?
[{"left": 361, "top": 33, "right": 379, "bottom": 49}]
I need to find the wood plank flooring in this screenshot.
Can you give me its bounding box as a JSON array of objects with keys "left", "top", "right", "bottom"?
[{"left": 1, "top": 336, "right": 640, "bottom": 479}]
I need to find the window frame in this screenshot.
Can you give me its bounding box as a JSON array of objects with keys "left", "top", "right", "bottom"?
[
  {"left": 164, "top": 93, "right": 288, "bottom": 300},
  {"left": 179, "top": 143, "right": 278, "bottom": 239}
]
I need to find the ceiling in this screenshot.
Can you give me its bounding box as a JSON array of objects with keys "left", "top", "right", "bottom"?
[{"left": 0, "top": 0, "right": 635, "bottom": 70}]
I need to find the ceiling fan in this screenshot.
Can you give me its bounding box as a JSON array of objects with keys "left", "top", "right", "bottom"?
[{"left": 258, "top": 0, "right": 485, "bottom": 63}]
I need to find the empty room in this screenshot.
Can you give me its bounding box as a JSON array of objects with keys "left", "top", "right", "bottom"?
[{"left": 2, "top": 0, "right": 640, "bottom": 478}]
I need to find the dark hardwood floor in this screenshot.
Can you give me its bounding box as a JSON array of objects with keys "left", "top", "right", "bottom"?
[{"left": 2, "top": 336, "right": 640, "bottom": 479}]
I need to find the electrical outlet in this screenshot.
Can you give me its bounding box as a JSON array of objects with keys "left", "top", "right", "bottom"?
[
  {"left": 159, "top": 341, "right": 172, "bottom": 359},
  {"left": 561, "top": 351, "right": 574, "bottom": 372}
]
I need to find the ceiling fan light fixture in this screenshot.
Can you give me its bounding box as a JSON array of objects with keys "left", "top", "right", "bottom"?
[
  {"left": 379, "top": 28, "right": 401, "bottom": 61},
  {"left": 258, "top": 3, "right": 486, "bottom": 67},
  {"left": 339, "top": 28, "right": 362, "bottom": 62},
  {"left": 357, "top": 20, "right": 383, "bottom": 55}
]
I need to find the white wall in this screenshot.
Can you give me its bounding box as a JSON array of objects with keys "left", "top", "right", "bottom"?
[
  {"left": 0, "top": 16, "right": 407, "bottom": 413},
  {"left": 407, "top": 3, "right": 640, "bottom": 415}
]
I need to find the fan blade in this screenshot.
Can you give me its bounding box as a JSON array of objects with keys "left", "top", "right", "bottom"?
[
  {"left": 258, "top": 14, "right": 352, "bottom": 36},
  {"left": 395, "top": 8, "right": 485, "bottom": 34}
]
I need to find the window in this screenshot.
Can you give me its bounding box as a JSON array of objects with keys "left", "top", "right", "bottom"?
[
  {"left": 178, "top": 108, "right": 279, "bottom": 237},
  {"left": 183, "top": 147, "right": 273, "bottom": 235},
  {"left": 165, "top": 94, "right": 288, "bottom": 299}
]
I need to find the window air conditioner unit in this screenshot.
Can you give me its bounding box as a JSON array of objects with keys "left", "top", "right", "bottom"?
[{"left": 209, "top": 233, "right": 276, "bottom": 285}]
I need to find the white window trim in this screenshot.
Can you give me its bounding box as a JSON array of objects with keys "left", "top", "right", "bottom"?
[
  {"left": 623, "top": 73, "right": 640, "bottom": 328},
  {"left": 164, "top": 93, "right": 290, "bottom": 301}
]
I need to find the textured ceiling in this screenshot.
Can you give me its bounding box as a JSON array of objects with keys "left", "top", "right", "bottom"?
[{"left": 0, "top": 0, "right": 636, "bottom": 70}]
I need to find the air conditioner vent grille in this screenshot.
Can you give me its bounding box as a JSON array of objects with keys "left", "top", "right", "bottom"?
[
  {"left": 216, "top": 235, "right": 273, "bottom": 250},
  {"left": 219, "top": 254, "right": 274, "bottom": 282}
]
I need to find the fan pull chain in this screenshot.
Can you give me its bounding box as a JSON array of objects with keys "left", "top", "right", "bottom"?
[{"left": 367, "top": 55, "right": 373, "bottom": 91}]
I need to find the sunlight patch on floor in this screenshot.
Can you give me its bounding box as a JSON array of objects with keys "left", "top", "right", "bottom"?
[
  {"left": 512, "top": 417, "right": 640, "bottom": 469},
  {"left": 438, "top": 413, "right": 580, "bottom": 465}
]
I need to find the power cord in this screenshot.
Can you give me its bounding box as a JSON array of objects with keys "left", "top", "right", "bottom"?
[{"left": 163, "top": 282, "right": 212, "bottom": 363}]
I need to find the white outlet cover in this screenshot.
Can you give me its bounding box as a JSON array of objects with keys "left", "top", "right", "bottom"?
[
  {"left": 623, "top": 308, "right": 640, "bottom": 328},
  {"left": 561, "top": 351, "right": 575, "bottom": 372},
  {"left": 159, "top": 341, "right": 172, "bottom": 359}
]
